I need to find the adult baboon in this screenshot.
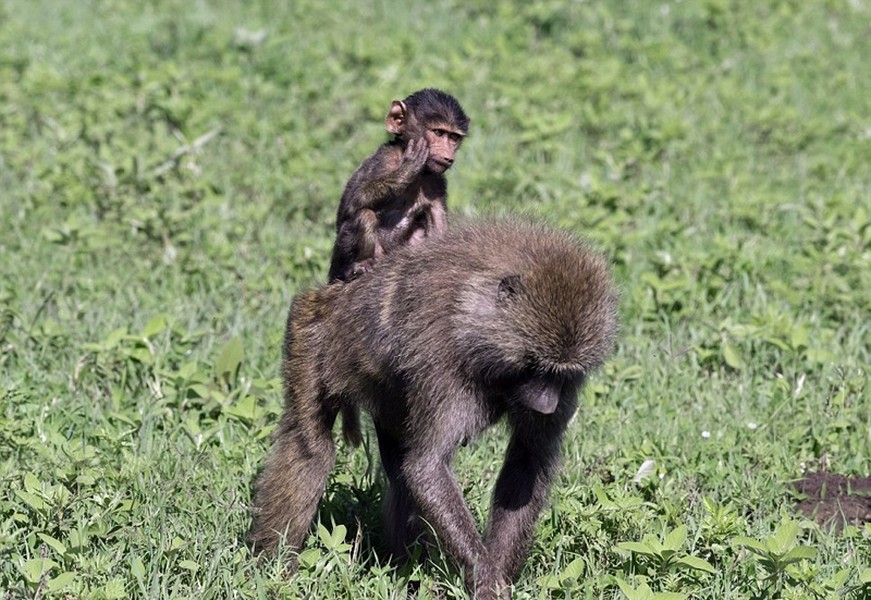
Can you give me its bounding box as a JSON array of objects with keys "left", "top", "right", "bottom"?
[{"left": 251, "top": 220, "right": 618, "bottom": 598}]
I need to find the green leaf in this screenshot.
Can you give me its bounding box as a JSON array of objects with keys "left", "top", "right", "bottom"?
[
  {"left": 142, "top": 314, "right": 169, "bottom": 338},
  {"left": 168, "top": 536, "right": 185, "bottom": 552},
  {"left": 47, "top": 571, "right": 76, "bottom": 592},
  {"left": 317, "top": 523, "right": 331, "bottom": 547},
  {"left": 617, "top": 541, "right": 657, "bottom": 557},
  {"left": 722, "top": 342, "right": 745, "bottom": 370},
  {"left": 69, "top": 529, "right": 89, "bottom": 550},
  {"left": 318, "top": 525, "right": 350, "bottom": 552},
  {"left": 76, "top": 473, "right": 96, "bottom": 486},
  {"left": 177, "top": 361, "right": 199, "bottom": 379},
  {"left": 860, "top": 567, "right": 871, "bottom": 584},
  {"left": 769, "top": 519, "right": 799, "bottom": 555},
  {"left": 23, "top": 472, "right": 41, "bottom": 493},
  {"left": 780, "top": 546, "right": 816, "bottom": 565},
  {"left": 108, "top": 411, "right": 136, "bottom": 426},
  {"left": 130, "top": 556, "right": 145, "bottom": 580},
  {"left": 37, "top": 533, "right": 67, "bottom": 556},
  {"left": 806, "top": 347, "right": 837, "bottom": 363},
  {"left": 658, "top": 548, "right": 677, "bottom": 563},
  {"left": 732, "top": 536, "right": 768, "bottom": 554},
  {"left": 84, "top": 327, "right": 128, "bottom": 352},
  {"left": 790, "top": 324, "right": 809, "bottom": 349},
  {"left": 593, "top": 484, "right": 618, "bottom": 509},
  {"left": 215, "top": 337, "right": 244, "bottom": 382},
  {"left": 297, "top": 548, "right": 320, "bottom": 569},
  {"left": 257, "top": 423, "right": 277, "bottom": 440},
  {"left": 14, "top": 489, "right": 48, "bottom": 511},
  {"left": 189, "top": 383, "right": 211, "bottom": 398},
  {"left": 641, "top": 533, "right": 664, "bottom": 554},
  {"left": 41, "top": 227, "right": 66, "bottom": 244},
  {"left": 315, "top": 523, "right": 351, "bottom": 553},
  {"left": 663, "top": 525, "right": 687, "bottom": 551},
  {"left": 223, "top": 395, "right": 264, "bottom": 422},
  {"left": 559, "top": 557, "right": 585, "bottom": 581},
  {"left": 618, "top": 365, "right": 644, "bottom": 380},
  {"left": 100, "top": 578, "right": 126, "bottom": 599},
  {"left": 764, "top": 336, "right": 791, "bottom": 352},
  {"left": 674, "top": 556, "right": 717, "bottom": 574},
  {"left": 825, "top": 568, "right": 850, "bottom": 589},
  {"left": 330, "top": 524, "right": 347, "bottom": 547},
  {"left": 127, "top": 347, "right": 153, "bottom": 364},
  {"left": 178, "top": 560, "right": 199, "bottom": 571},
  {"left": 615, "top": 578, "right": 652, "bottom": 600},
  {"left": 538, "top": 574, "right": 561, "bottom": 589},
  {"left": 19, "top": 558, "right": 58, "bottom": 584}
]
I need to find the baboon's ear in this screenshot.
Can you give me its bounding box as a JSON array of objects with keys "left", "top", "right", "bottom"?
[
  {"left": 497, "top": 275, "right": 523, "bottom": 303},
  {"left": 386, "top": 101, "right": 407, "bottom": 135}
]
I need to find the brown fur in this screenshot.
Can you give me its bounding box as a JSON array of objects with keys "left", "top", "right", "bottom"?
[
  {"left": 250, "top": 219, "right": 618, "bottom": 598},
  {"left": 327, "top": 88, "right": 469, "bottom": 283}
]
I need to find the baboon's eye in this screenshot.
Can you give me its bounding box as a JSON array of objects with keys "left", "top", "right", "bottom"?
[{"left": 497, "top": 275, "right": 523, "bottom": 302}]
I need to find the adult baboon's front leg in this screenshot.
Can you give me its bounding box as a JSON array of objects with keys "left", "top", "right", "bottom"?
[
  {"left": 482, "top": 433, "right": 560, "bottom": 582},
  {"left": 403, "top": 447, "right": 507, "bottom": 598},
  {"left": 484, "top": 400, "right": 574, "bottom": 582}
]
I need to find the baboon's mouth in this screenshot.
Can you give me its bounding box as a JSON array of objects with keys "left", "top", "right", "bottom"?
[{"left": 429, "top": 160, "right": 452, "bottom": 172}]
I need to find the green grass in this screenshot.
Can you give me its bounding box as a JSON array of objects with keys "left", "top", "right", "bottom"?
[{"left": 1, "top": 0, "right": 869, "bottom": 597}]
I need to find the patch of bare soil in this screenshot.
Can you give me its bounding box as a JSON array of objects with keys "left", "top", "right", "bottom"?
[{"left": 794, "top": 472, "right": 871, "bottom": 530}]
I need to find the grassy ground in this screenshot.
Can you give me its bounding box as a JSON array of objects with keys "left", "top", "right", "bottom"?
[{"left": 1, "top": 0, "right": 869, "bottom": 598}]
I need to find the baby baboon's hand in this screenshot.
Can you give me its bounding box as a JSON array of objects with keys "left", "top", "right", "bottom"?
[{"left": 398, "top": 137, "right": 430, "bottom": 181}]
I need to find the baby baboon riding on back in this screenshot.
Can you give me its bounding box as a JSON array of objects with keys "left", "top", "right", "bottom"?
[{"left": 328, "top": 88, "right": 469, "bottom": 282}]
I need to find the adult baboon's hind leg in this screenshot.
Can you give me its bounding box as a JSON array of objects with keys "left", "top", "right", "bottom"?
[
  {"left": 375, "top": 423, "right": 422, "bottom": 560},
  {"left": 249, "top": 378, "right": 337, "bottom": 557}
]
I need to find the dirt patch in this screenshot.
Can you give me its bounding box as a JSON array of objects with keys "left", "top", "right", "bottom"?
[{"left": 794, "top": 472, "right": 871, "bottom": 530}]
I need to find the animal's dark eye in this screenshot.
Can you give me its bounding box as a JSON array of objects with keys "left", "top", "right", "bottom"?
[
  {"left": 517, "top": 363, "right": 540, "bottom": 382},
  {"left": 432, "top": 128, "right": 446, "bottom": 137},
  {"left": 497, "top": 274, "right": 523, "bottom": 303}
]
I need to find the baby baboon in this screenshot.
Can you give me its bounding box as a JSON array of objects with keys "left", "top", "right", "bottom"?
[
  {"left": 250, "top": 220, "right": 618, "bottom": 599},
  {"left": 327, "top": 88, "right": 469, "bottom": 282}
]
